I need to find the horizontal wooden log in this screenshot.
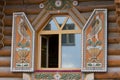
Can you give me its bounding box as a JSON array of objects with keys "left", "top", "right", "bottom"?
[
  {"left": 95, "top": 67, "right": 120, "bottom": 79},
  {"left": 6, "top": 0, "right": 44, "bottom": 5},
  {"left": 77, "top": 4, "right": 115, "bottom": 12},
  {"left": 7, "top": 0, "right": 110, "bottom": 5},
  {"left": 0, "top": 72, "right": 22, "bottom": 78},
  {"left": 4, "top": 15, "right": 37, "bottom": 26},
  {"left": 0, "top": 57, "right": 10, "bottom": 67},
  {"left": 24, "top": 0, "right": 44, "bottom": 4},
  {"left": 108, "top": 33, "right": 120, "bottom": 44},
  {"left": 4, "top": 5, "right": 42, "bottom": 15},
  {"left": 82, "top": 13, "right": 116, "bottom": 22},
  {"left": 0, "top": 67, "right": 22, "bottom": 78},
  {"left": 108, "top": 55, "right": 120, "bottom": 67},
  {"left": 0, "top": 78, "right": 22, "bottom": 80},
  {"left": 108, "top": 44, "right": 120, "bottom": 55},
  {"left": 4, "top": 18, "right": 11, "bottom": 26},
  {"left": 6, "top": 0, "right": 23, "bottom": 5},
  {"left": 3, "top": 27, "right": 11, "bottom": 36},
  {"left": 79, "top": 1, "right": 114, "bottom": 6},
  {"left": 3, "top": 36, "right": 11, "bottom": 46},
  {"left": 108, "top": 26, "right": 120, "bottom": 33},
  {"left": 108, "top": 23, "right": 120, "bottom": 32},
  {"left": 0, "top": 47, "right": 11, "bottom": 56},
  {"left": 108, "top": 15, "right": 117, "bottom": 22}
]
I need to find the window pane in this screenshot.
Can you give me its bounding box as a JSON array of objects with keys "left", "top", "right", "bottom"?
[
  {"left": 55, "top": 16, "right": 66, "bottom": 27},
  {"left": 62, "top": 18, "right": 78, "bottom": 30},
  {"left": 43, "top": 19, "right": 58, "bottom": 30},
  {"left": 62, "top": 34, "right": 75, "bottom": 46},
  {"left": 62, "top": 34, "right": 81, "bottom": 68}
]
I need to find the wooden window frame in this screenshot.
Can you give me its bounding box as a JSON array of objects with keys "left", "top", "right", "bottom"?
[
  {"left": 38, "top": 15, "right": 82, "bottom": 70},
  {"left": 32, "top": 8, "right": 86, "bottom": 70}
]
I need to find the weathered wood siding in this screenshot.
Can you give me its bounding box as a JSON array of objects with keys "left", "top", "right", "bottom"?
[{"left": 0, "top": 0, "right": 119, "bottom": 80}]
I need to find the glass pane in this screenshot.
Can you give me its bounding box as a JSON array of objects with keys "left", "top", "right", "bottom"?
[
  {"left": 43, "top": 19, "right": 58, "bottom": 30},
  {"left": 62, "top": 34, "right": 81, "bottom": 68},
  {"left": 62, "top": 34, "right": 75, "bottom": 46},
  {"left": 63, "top": 18, "right": 78, "bottom": 30},
  {"left": 55, "top": 16, "right": 66, "bottom": 27}
]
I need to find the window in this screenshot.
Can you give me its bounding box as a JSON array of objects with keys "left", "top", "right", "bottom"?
[
  {"left": 62, "top": 34, "right": 75, "bottom": 46},
  {"left": 39, "top": 16, "right": 82, "bottom": 69}
]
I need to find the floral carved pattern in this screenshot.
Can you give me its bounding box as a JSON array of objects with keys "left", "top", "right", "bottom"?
[
  {"left": 82, "top": 9, "right": 107, "bottom": 72},
  {"left": 11, "top": 12, "right": 35, "bottom": 72},
  {"left": 33, "top": 71, "right": 81, "bottom": 80}
]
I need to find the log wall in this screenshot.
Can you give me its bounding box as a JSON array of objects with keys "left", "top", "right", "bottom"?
[
  {"left": 0, "top": 0, "right": 5, "bottom": 49},
  {"left": 0, "top": 0, "right": 119, "bottom": 80}
]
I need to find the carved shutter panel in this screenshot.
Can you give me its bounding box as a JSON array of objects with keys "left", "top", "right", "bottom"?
[
  {"left": 11, "top": 12, "right": 35, "bottom": 72},
  {"left": 82, "top": 9, "right": 107, "bottom": 72}
]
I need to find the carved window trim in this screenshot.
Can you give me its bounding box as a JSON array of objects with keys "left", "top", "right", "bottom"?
[
  {"left": 82, "top": 9, "right": 107, "bottom": 72},
  {"left": 38, "top": 15, "right": 82, "bottom": 69},
  {"left": 11, "top": 12, "right": 35, "bottom": 72}
]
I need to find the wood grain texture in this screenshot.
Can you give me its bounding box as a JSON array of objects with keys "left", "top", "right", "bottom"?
[
  {"left": 77, "top": 4, "right": 115, "bottom": 12},
  {"left": 4, "top": 5, "right": 42, "bottom": 15},
  {"left": 0, "top": 47, "right": 11, "bottom": 56},
  {"left": 0, "top": 57, "right": 10, "bottom": 67},
  {"left": 95, "top": 67, "right": 120, "bottom": 79},
  {"left": 6, "top": 0, "right": 44, "bottom": 5}
]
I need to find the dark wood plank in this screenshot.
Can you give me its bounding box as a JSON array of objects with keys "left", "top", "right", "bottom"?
[
  {"left": 77, "top": 4, "right": 115, "bottom": 12},
  {"left": 4, "top": 5, "right": 42, "bottom": 15}
]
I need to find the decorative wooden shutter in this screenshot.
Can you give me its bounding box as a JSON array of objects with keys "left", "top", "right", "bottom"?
[
  {"left": 82, "top": 9, "right": 107, "bottom": 72},
  {"left": 11, "top": 12, "right": 35, "bottom": 72}
]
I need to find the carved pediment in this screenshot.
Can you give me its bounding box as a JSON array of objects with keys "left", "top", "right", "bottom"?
[{"left": 39, "top": 0, "right": 78, "bottom": 10}]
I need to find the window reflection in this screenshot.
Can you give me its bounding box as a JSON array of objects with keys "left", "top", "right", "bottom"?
[
  {"left": 43, "top": 19, "right": 58, "bottom": 30},
  {"left": 62, "top": 34, "right": 81, "bottom": 68}
]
